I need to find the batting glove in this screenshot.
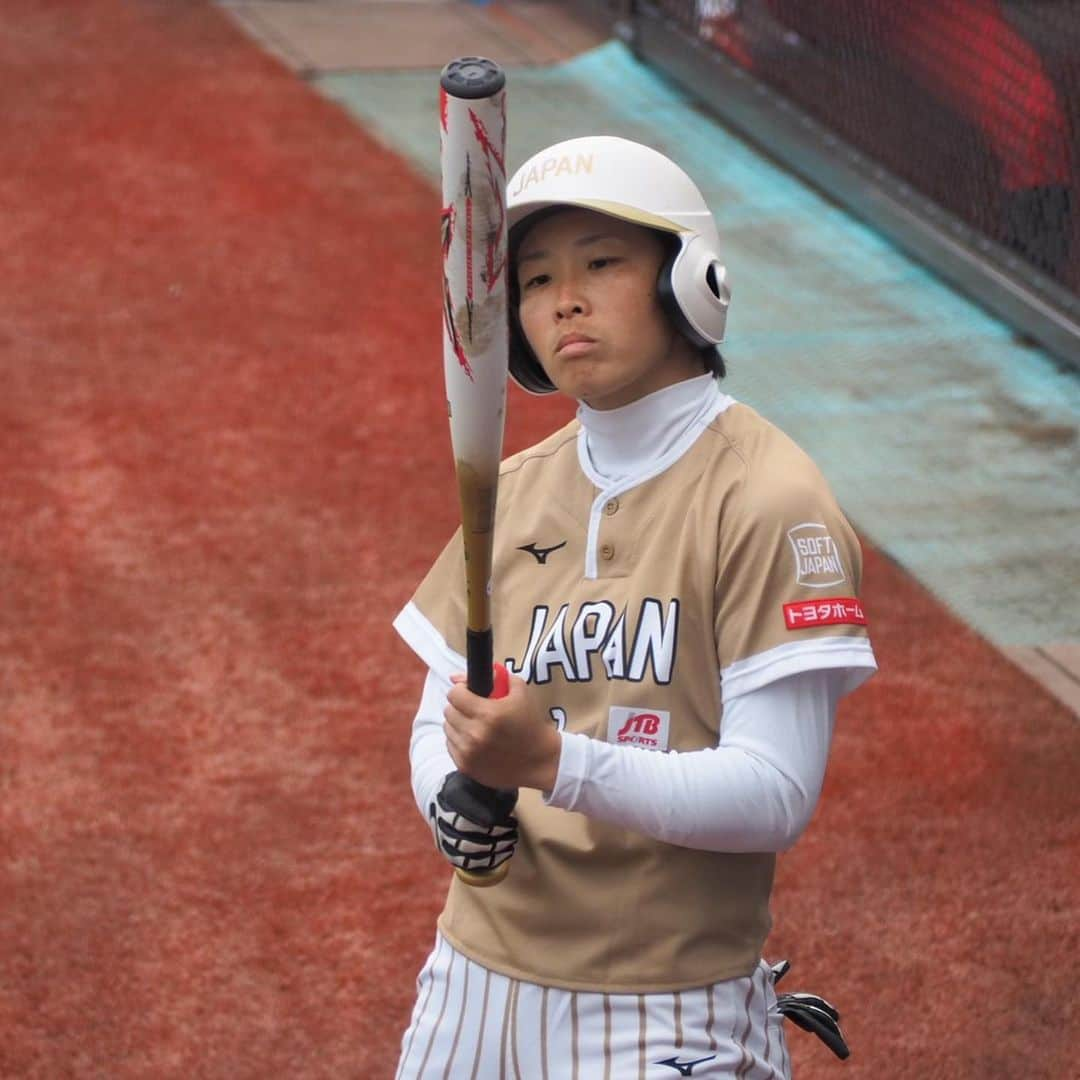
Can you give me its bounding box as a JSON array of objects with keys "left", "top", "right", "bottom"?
[
  {"left": 429, "top": 771, "right": 519, "bottom": 875},
  {"left": 771, "top": 960, "right": 850, "bottom": 1060}
]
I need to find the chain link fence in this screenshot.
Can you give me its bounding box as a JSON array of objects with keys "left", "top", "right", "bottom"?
[{"left": 580, "top": 0, "right": 1080, "bottom": 366}]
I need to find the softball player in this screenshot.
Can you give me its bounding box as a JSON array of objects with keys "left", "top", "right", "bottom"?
[{"left": 393, "top": 136, "right": 876, "bottom": 1078}]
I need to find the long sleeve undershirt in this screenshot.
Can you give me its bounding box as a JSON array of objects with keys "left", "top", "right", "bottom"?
[
  {"left": 410, "top": 377, "right": 846, "bottom": 853},
  {"left": 408, "top": 666, "right": 843, "bottom": 854}
]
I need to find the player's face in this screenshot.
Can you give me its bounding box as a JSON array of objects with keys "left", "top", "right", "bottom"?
[{"left": 515, "top": 208, "right": 702, "bottom": 410}]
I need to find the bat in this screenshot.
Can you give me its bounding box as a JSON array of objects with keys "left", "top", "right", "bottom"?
[{"left": 439, "top": 57, "right": 517, "bottom": 887}]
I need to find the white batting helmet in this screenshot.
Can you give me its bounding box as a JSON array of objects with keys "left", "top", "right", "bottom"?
[{"left": 506, "top": 135, "right": 731, "bottom": 394}]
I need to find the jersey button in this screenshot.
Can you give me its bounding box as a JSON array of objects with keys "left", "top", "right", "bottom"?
[
  {"left": 603, "top": 498, "right": 619, "bottom": 516},
  {"left": 600, "top": 542, "right": 615, "bottom": 561}
]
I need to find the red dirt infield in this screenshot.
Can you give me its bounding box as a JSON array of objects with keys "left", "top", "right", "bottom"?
[{"left": 1, "top": 2, "right": 1075, "bottom": 1077}]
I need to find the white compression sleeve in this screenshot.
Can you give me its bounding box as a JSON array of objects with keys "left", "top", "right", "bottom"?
[
  {"left": 544, "top": 668, "right": 845, "bottom": 853},
  {"left": 408, "top": 667, "right": 456, "bottom": 819}
]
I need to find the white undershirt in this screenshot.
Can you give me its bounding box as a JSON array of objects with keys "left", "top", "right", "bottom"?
[
  {"left": 409, "top": 375, "right": 845, "bottom": 854},
  {"left": 578, "top": 373, "right": 718, "bottom": 482}
]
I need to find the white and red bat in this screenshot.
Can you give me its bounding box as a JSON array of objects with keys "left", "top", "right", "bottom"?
[{"left": 439, "top": 57, "right": 516, "bottom": 887}]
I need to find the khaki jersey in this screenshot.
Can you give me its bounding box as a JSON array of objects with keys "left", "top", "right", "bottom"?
[{"left": 395, "top": 394, "right": 876, "bottom": 993}]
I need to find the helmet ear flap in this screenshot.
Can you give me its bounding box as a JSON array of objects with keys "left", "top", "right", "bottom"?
[
  {"left": 668, "top": 233, "right": 730, "bottom": 347},
  {"left": 657, "top": 235, "right": 730, "bottom": 350},
  {"left": 656, "top": 242, "right": 712, "bottom": 351}
]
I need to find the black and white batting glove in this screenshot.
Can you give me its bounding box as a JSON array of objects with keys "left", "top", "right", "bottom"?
[
  {"left": 429, "top": 771, "right": 519, "bottom": 875},
  {"left": 771, "top": 960, "right": 851, "bottom": 1060}
]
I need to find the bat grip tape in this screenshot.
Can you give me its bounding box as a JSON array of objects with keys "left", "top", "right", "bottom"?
[
  {"left": 466, "top": 628, "right": 496, "bottom": 698},
  {"left": 460, "top": 628, "right": 518, "bottom": 848}
]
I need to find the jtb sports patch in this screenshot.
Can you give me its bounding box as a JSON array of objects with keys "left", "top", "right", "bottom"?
[
  {"left": 783, "top": 598, "right": 867, "bottom": 630},
  {"left": 787, "top": 522, "right": 846, "bottom": 588},
  {"left": 607, "top": 707, "right": 670, "bottom": 751}
]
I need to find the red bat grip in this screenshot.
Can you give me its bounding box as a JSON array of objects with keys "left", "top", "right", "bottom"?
[{"left": 490, "top": 660, "right": 510, "bottom": 699}]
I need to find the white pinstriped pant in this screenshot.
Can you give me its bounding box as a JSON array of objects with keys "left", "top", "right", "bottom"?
[{"left": 396, "top": 934, "right": 791, "bottom": 1079}]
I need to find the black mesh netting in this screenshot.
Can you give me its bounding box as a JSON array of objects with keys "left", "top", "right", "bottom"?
[{"left": 649, "top": 0, "right": 1080, "bottom": 295}]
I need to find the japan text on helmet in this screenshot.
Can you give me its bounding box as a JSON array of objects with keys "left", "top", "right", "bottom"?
[{"left": 506, "top": 135, "right": 731, "bottom": 394}]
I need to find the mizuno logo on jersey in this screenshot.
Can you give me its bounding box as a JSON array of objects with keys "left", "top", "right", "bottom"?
[
  {"left": 517, "top": 540, "right": 567, "bottom": 564},
  {"left": 655, "top": 1056, "right": 716, "bottom": 1076},
  {"left": 505, "top": 598, "right": 679, "bottom": 684}
]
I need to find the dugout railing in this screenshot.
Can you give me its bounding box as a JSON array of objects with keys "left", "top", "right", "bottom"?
[{"left": 576, "top": 0, "right": 1080, "bottom": 372}]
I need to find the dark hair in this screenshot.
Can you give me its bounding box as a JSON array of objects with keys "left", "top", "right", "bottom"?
[{"left": 702, "top": 346, "right": 727, "bottom": 381}]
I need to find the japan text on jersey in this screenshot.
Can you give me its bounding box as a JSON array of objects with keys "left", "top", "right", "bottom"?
[{"left": 504, "top": 598, "right": 680, "bottom": 684}]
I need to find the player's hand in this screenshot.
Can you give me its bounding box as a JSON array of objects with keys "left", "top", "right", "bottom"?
[
  {"left": 443, "top": 671, "right": 562, "bottom": 791},
  {"left": 429, "top": 771, "right": 519, "bottom": 874}
]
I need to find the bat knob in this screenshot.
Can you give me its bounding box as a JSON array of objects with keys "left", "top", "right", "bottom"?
[
  {"left": 455, "top": 861, "right": 512, "bottom": 888},
  {"left": 441, "top": 57, "right": 506, "bottom": 99}
]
